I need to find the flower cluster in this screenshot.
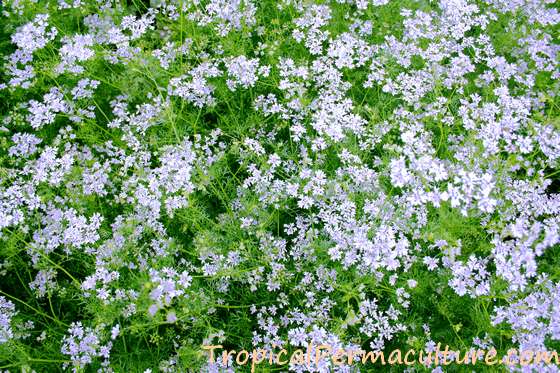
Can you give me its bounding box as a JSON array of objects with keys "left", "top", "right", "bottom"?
[
  {"left": 61, "top": 322, "right": 113, "bottom": 372},
  {"left": 0, "top": 296, "right": 16, "bottom": 344}
]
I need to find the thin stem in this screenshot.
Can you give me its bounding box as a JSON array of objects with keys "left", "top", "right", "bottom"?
[{"left": 0, "top": 290, "right": 68, "bottom": 327}]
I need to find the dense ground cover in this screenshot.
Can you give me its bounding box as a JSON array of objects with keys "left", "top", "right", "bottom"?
[{"left": 0, "top": 0, "right": 559, "bottom": 371}]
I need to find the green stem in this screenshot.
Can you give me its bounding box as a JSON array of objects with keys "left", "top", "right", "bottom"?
[{"left": 0, "top": 290, "right": 68, "bottom": 327}]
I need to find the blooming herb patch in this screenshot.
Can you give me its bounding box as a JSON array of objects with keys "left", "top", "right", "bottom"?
[{"left": 0, "top": 0, "right": 559, "bottom": 371}]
